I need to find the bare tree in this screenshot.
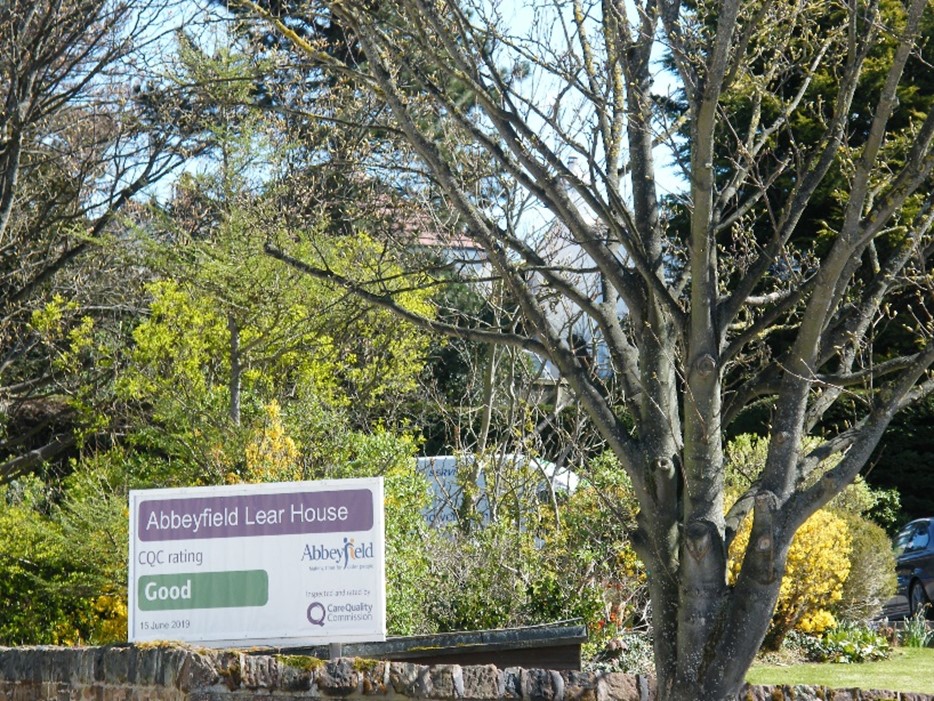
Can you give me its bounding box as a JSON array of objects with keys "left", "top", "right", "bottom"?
[
  {"left": 0, "top": 0, "right": 190, "bottom": 481},
  {"left": 247, "top": 0, "right": 933, "bottom": 697}
]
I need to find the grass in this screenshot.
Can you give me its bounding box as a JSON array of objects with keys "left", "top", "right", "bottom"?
[{"left": 746, "top": 647, "right": 934, "bottom": 694}]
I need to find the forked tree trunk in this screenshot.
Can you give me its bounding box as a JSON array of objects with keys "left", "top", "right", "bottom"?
[{"left": 638, "top": 488, "right": 793, "bottom": 700}]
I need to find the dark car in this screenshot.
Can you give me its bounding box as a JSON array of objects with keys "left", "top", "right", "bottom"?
[{"left": 885, "top": 518, "right": 934, "bottom": 619}]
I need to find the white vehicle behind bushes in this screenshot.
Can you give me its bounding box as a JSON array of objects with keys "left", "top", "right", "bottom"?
[{"left": 414, "top": 453, "right": 579, "bottom": 529}]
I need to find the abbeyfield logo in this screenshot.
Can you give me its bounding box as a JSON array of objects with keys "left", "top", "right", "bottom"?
[{"left": 300, "top": 537, "right": 374, "bottom": 569}]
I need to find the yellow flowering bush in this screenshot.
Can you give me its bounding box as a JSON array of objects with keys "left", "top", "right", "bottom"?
[
  {"left": 729, "top": 508, "right": 851, "bottom": 649},
  {"left": 797, "top": 608, "right": 837, "bottom": 635},
  {"left": 90, "top": 593, "right": 128, "bottom": 643},
  {"left": 244, "top": 401, "right": 301, "bottom": 482}
]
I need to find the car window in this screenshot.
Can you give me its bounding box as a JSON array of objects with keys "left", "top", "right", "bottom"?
[
  {"left": 895, "top": 522, "right": 931, "bottom": 555},
  {"left": 895, "top": 527, "right": 913, "bottom": 556},
  {"left": 911, "top": 523, "right": 931, "bottom": 551},
  {"left": 898, "top": 522, "right": 931, "bottom": 554}
]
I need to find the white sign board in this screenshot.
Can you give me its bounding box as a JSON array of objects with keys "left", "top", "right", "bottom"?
[{"left": 128, "top": 478, "right": 385, "bottom": 647}]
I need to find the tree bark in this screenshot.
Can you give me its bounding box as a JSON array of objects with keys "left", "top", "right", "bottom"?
[{"left": 228, "top": 314, "right": 242, "bottom": 427}]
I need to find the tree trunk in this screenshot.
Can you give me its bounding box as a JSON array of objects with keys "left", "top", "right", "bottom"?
[{"left": 228, "top": 314, "right": 241, "bottom": 427}]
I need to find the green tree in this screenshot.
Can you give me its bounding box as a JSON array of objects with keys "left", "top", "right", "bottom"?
[
  {"left": 113, "top": 36, "right": 435, "bottom": 481},
  {"left": 0, "top": 10, "right": 442, "bottom": 645},
  {"left": 863, "top": 395, "right": 934, "bottom": 522},
  {"left": 0, "top": 0, "right": 191, "bottom": 482},
  {"left": 118, "top": 228, "right": 433, "bottom": 483}
]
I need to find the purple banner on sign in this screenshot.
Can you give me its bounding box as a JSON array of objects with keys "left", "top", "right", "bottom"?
[{"left": 137, "top": 489, "right": 374, "bottom": 542}]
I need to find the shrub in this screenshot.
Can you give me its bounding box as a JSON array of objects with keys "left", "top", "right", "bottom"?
[
  {"left": 730, "top": 508, "right": 852, "bottom": 650},
  {"left": 557, "top": 453, "right": 648, "bottom": 632},
  {"left": 410, "top": 449, "right": 650, "bottom": 646},
  {"left": 832, "top": 513, "right": 897, "bottom": 622},
  {"left": 420, "top": 520, "right": 543, "bottom": 631},
  {"left": 725, "top": 435, "right": 900, "bottom": 646},
  {"left": 0, "top": 472, "right": 129, "bottom": 645},
  {"left": 900, "top": 609, "right": 934, "bottom": 648},
  {"left": 797, "top": 609, "right": 837, "bottom": 635},
  {"left": 586, "top": 630, "right": 655, "bottom": 675},
  {"left": 795, "top": 622, "right": 891, "bottom": 663}
]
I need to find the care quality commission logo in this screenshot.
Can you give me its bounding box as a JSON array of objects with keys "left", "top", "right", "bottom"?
[{"left": 307, "top": 601, "right": 326, "bottom": 627}]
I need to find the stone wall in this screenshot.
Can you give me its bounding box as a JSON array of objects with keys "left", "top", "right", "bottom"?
[{"left": 0, "top": 645, "right": 931, "bottom": 701}]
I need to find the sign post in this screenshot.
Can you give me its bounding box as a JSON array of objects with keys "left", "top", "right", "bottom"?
[{"left": 128, "top": 478, "right": 385, "bottom": 647}]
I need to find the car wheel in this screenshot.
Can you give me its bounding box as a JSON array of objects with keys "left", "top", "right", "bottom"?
[{"left": 909, "top": 581, "right": 931, "bottom": 619}]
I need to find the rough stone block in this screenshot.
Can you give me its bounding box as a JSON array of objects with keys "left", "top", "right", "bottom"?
[
  {"left": 596, "top": 672, "right": 640, "bottom": 701},
  {"left": 0, "top": 649, "right": 15, "bottom": 682},
  {"left": 238, "top": 653, "right": 277, "bottom": 689},
  {"left": 358, "top": 660, "right": 389, "bottom": 696},
  {"left": 524, "top": 669, "right": 564, "bottom": 701},
  {"left": 0, "top": 649, "right": 34, "bottom": 682},
  {"left": 68, "top": 648, "right": 103, "bottom": 684},
  {"left": 10, "top": 682, "right": 42, "bottom": 701},
  {"left": 107, "top": 687, "right": 131, "bottom": 701},
  {"left": 737, "top": 684, "right": 781, "bottom": 701},
  {"left": 136, "top": 688, "right": 185, "bottom": 701},
  {"left": 462, "top": 665, "right": 503, "bottom": 700},
  {"left": 131, "top": 646, "right": 171, "bottom": 687},
  {"left": 389, "top": 661, "right": 432, "bottom": 697},
  {"left": 502, "top": 668, "right": 523, "bottom": 699},
  {"left": 174, "top": 649, "right": 219, "bottom": 692},
  {"left": 156, "top": 648, "right": 188, "bottom": 690},
  {"left": 560, "top": 670, "right": 596, "bottom": 701},
  {"left": 858, "top": 691, "right": 900, "bottom": 701},
  {"left": 45, "top": 680, "right": 68, "bottom": 701},
  {"left": 637, "top": 674, "right": 656, "bottom": 701},
  {"left": 275, "top": 657, "right": 317, "bottom": 693},
  {"left": 214, "top": 651, "right": 243, "bottom": 690},
  {"left": 427, "top": 664, "right": 463, "bottom": 699},
  {"left": 318, "top": 657, "right": 361, "bottom": 696},
  {"left": 102, "top": 647, "right": 132, "bottom": 685},
  {"left": 39, "top": 648, "right": 71, "bottom": 683},
  {"left": 185, "top": 692, "right": 245, "bottom": 701}
]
